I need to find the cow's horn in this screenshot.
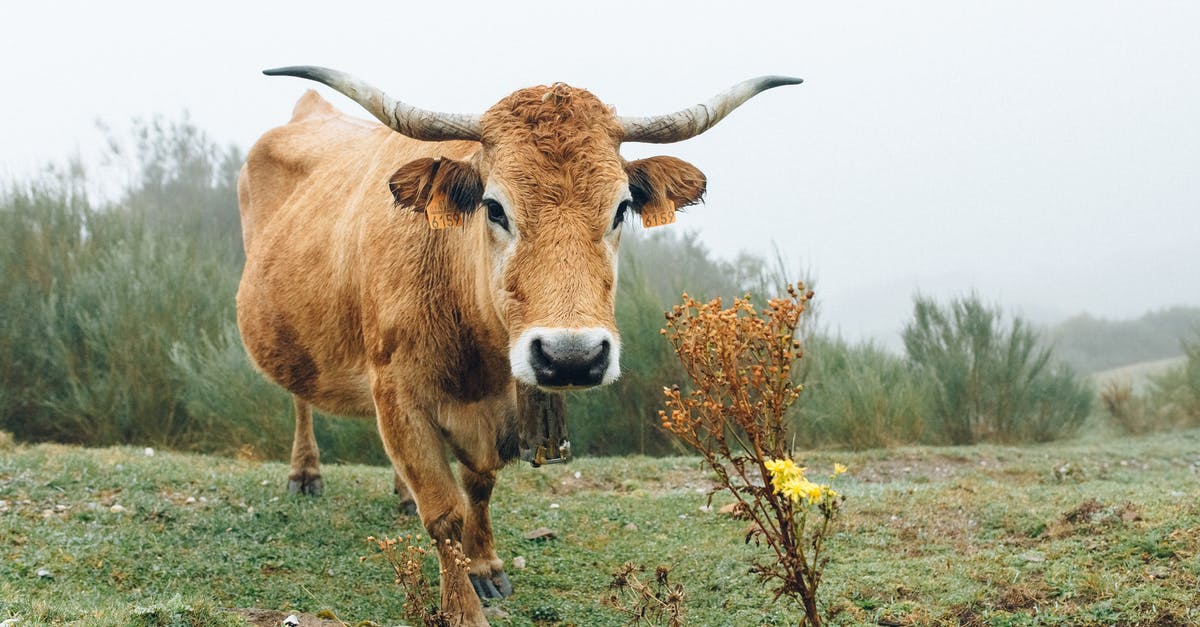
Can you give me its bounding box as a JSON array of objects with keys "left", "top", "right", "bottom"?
[
  {"left": 263, "top": 66, "right": 482, "bottom": 142},
  {"left": 618, "top": 76, "right": 803, "bottom": 144}
]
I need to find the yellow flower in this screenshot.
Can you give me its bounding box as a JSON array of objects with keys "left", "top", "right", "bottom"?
[{"left": 832, "top": 463, "right": 847, "bottom": 477}]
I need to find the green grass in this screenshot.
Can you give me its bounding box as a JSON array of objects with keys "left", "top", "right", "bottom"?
[{"left": 2, "top": 429, "right": 1199, "bottom": 626}]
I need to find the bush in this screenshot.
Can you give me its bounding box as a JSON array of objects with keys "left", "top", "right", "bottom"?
[
  {"left": 1103, "top": 330, "right": 1200, "bottom": 434},
  {"left": 0, "top": 117, "right": 382, "bottom": 464},
  {"left": 902, "top": 294, "right": 1092, "bottom": 444},
  {"left": 793, "top": 336, "right": 929, "bottom": 449}
]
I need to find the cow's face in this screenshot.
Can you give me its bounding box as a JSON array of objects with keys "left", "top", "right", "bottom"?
[{"left": 389, "top": 85, "right": 705, "bottom": 390}]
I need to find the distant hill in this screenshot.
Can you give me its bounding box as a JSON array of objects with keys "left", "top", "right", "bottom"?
[
  {"left": 1089, "top": 356, "right": 1187, "bottom": 393},
  {"left": 1047, "top": 306, "right": 1200, "bottom": 374}
]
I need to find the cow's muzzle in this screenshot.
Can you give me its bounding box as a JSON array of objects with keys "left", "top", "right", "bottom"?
[{"left": 510, "top": 327, "right": 620, "bottom": 389}]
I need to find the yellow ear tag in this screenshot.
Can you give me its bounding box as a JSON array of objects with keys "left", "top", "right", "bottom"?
[
  {"left": 422, "top": 159, "right": 464, "bottom": 230},
  {"left": 425, "top": 199, "right": 464, "bottom": 230},
  {"left": 641, "top": 198, "right": 676, "bottom": 228}
]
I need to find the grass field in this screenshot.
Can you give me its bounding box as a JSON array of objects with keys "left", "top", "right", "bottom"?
[{"left": 2, "top": 426, "right": 1199, "bottom": 626}]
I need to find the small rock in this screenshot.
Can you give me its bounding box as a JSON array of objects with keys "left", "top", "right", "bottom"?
[
  {"left": 185, "top": 496, "right": 197, "bottom": 504},
  {"left": 678, "top": 514, "right": 688, "bottom": 519},
  {"left": 573, "top": 471, "right": 582, "bottom": 479},
  {"left": 483, "top": 606, "right": 511, "bottom": 620},
  {"left": 282, "top": 615, "right": 300, "bottom": 627},
  {"left": 548, "top": 502, "right": 560, "bottom": 509},
  {"left": 512, "top": 556, "right": 527, "bottom": 569},
  {"left": 1020, "top": 551, "right": 1045, "bottom": 563},
  {"left": 623, "top": 522, "right": 639, "bottom": 532},
  {"left": 36, "top": 568, "right": 53, "bottom": 579},
  {"left": 698, "top": 505, "right": 712, "bottom": 513},
  {"left": 144, "top": 447, "right": 155, "bottom": 457},
  {"left": 523, "top": 527, "right": 557, "bottom": 541},
  {"left": 260, "top": 480, "right": 270, "bottom": 486},
  {"left": 110, "top": 504, "right": 127, "bottom": 514}
]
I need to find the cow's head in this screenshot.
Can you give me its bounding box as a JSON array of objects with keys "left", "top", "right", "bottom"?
[{"left": 264, "top": 67, "right": 800, "bottom": 390}]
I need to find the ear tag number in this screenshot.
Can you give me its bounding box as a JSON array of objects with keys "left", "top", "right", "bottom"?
[
  {"left": 641, "top": 198, "right": 676, "bottom": 228},
  {"left": 424, "top": 187, "right": 464, "bottom": 230},
  {"left": 422, "top": 207, "right": 458, "bottom": 229}
]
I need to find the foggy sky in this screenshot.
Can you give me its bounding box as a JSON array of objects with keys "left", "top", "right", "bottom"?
[{"left": 4, "top": 0, "right": 1198, "bottom": 347}]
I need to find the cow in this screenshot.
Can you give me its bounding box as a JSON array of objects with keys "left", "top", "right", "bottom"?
[{"left": 236, "top": 66, "right": 801, "bottom": 625}]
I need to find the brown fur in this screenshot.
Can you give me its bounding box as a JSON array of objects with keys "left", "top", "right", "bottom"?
[{"left": 237, "top": 85, "right": 704, "bottom": 625}]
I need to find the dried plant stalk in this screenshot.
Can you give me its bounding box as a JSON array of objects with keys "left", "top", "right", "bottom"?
[{"left": 659, "top": 284, "right": 843, "bottom": 626}]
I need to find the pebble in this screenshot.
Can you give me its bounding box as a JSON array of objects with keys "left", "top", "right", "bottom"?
[
  {"left": 512, "top": 556, "right": 527, "bottom": 569},
  {"left": 185, "top": 496, "right": 197, "bottom": 504},
  {"left": 548, "top": 503, "right": 560, "bottom": 509},
  {"left": 144, "top": 447, "right": 155, "bottom": 457},
  {"left": 36, "top": 568, "right": 52, "bottom": 579},
  {"left": 282, "top": 615, "right": 300, "bottom": 627},
  {"left": 110, "top": 504, "right": 127, "bottom": 513}
]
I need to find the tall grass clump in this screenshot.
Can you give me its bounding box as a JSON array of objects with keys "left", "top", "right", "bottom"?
[
  {"left": 659, "top": 284, "right": 846, "bottom": 626},
  {"left": 793, "top": 336, "right": 929, "bottom": 449},
  {"left": 1102, "top": 330, "right": 1200, "bottom": 434},
  {"left": 0, "top": 117, "right": 385, "bottom": 462},
  {"left": 902, "top": 294, "right": 1092, "bottom": 444}
]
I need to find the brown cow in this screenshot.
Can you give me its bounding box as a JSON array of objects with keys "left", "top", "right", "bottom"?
[{"left": 237, "top": 66, "right": 800, "bottom": 625}]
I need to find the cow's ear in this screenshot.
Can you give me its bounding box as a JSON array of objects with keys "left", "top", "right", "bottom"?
[
  {"left": 625, "top": 156, "right": 706, "bottom": 227},
  {"left": 389, "top": 157, "right": 483, "bottom": 222}
]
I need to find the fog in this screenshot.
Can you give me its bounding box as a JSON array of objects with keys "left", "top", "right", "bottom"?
[{"left": 5, "top": 0, "right": 1198, "bottom": 347}]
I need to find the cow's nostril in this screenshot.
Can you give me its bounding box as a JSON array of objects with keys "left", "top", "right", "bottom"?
[{"left": 530, "top": 338, "right": 549, "bottom": 365}]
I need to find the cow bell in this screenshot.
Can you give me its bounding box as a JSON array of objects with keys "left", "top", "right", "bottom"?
[{"left": 516, "top": 383, "right": 570, "bottom": 467}]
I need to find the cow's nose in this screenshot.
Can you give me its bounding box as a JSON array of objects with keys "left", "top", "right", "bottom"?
[{"left": 511, "top": 328, "right": 620, "bottom": 389}]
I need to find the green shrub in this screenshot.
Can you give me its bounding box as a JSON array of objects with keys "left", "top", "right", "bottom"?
[
  {"left": 793, "top": 336, "right": 929, "bottom": 449},
  {"left": 1105, "top": 330, "right": 1200, "bottom": 434},
  {"left": 902, "top": 294, "right": 1092, "bottom": 444},
  {"left": 0, "top": 118, "right": 388, "bottom": 465}
]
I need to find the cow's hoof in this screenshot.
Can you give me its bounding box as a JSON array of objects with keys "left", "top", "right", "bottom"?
[
  {"left": 287, "top": 473, "right": 324, "bottom": 497},
  {"left": 470, "top": 569, "right": 513, "bottom": 599}
]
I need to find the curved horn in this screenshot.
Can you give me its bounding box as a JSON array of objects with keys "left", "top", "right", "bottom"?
[
  {"left": 619, "top": 76, "right": 803, "bottom": 144},
  {"left": 263, "top": 66, "right": 482, "bottom": 142}
]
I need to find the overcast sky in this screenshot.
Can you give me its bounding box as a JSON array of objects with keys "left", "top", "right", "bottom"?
[{"left": 4, "top": 1, "right": 1198, "bottom": 347}]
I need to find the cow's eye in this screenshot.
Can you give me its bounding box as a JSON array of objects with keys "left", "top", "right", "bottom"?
[
  {"left": 612, "top": 200, "right": 631, "bottom": 231},
  {"left": 484, "top": 199, "right": 508, "bottom": 232}
]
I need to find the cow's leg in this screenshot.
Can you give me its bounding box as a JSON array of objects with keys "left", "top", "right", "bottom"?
[
  {"left": 375, "top": 387, "right": 487, "bottom": 626},
  {"left": 287, "top": 396, "right": 323, "bottom": 496},
  {"left": 394, "top": 469, "right": 418, "bottom": 515},
  {"left": 460, "top": 467, "right": 511, "bottom": 599}
]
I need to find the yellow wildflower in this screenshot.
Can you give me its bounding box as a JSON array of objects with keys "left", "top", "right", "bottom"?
[{"left": 832, "top": 463, "right": 847, "bottom": 477}]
